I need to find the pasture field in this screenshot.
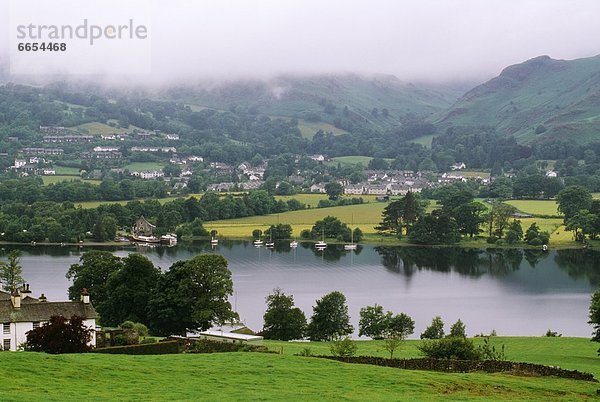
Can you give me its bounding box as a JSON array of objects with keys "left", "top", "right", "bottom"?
[
  {"left": 409, "top": 133, "right": 436, "bottom": 148},
  {"left": 54, "top": 166, "right": 80, "bottom": 176},
  {"left": 41, "top": 176, "right": 100, "bottom": 186},
  {"left": 206, "top": 202, "right": 386, "bottom": 238},
  {"left": 505, "top": 200, "right": 561, "bottom": 216},
  {"left": 297, "top": 120, "right": 348, "bottom": 139},
  {"left": 73, "top": 122, "right": 138, "bottom": 135},
  {"left": 0, "top": 337, "right": 598, "bottom": 401},
  {"left": 328, "top": 155, "right": 395, "bottom": 167}
]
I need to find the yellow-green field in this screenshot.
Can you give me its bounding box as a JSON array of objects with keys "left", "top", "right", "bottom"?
[
  {"left": 328, "top": 156, "right": 395, "bottom": 167},
  {"left": 505, "top": 200, "right": 561, "bottom": 216},
  {"left": 409, "top": 133, "right": 436, "bottom": 148},
  {"left": 73, "top": 122, "right": 139, "bottom": 135},
  {"left": 206, "top": 202, "right": 386, "bottom": 238}
]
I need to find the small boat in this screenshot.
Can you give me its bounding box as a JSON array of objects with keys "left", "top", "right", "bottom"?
[
  {"left": 160, "top": 234, "right": 178, "bottom": 246},
  {"left": 315, "top": 229, "right": 327, "bottom": 249},
  {"left": 542, "top": 244, "right": 548, "bottom": 252},
  {"left": 344, "top": 243, "right": 357, "bottom": 250},
  {"left": 265, "top": 229, "right": 275, "bottom": 248},
  {"left": 253, "top": 239, "right": 264, "bottom": 246},
  {"left": 290, "top": 239, "right": 298, "bottom": 248},
  {"left": 211, "top": 236, "right": 218, "bottom": 246},
  {"left": 132, "top": 234, "right": 161, "bottom": 243}
]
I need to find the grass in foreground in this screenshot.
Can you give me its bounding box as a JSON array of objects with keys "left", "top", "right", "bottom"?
[{"left": 0, "top": 347, "right": 598, "bottom": 401}]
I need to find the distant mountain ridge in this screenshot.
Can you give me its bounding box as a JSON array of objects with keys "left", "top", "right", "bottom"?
[
  {"left": 435, "top": 54, "right": 600, "bottom": 143},
  {"left": 163, "top": 74, "right": 465, "bottom": 130}
]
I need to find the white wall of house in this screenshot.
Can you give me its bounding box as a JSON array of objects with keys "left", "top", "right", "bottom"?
[{"left": 1, "top": 319, "right": 96, "bottom": 351}]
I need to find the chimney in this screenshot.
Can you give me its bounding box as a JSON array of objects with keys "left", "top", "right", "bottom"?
[
  {"left": 81, "top": 288, "right": 90, "bottom": 304},
  {"left": 21, "top": 283, "right": 32, "bottom": 297},
  {"left": 38, "top": 293, "right": 47, "bottom": 303},
  {"left": 10, "top": 290, "right": 21, "bottom": 309}
]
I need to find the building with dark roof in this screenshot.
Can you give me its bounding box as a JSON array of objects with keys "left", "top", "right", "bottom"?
[{"left": 0, "top": 285, "right": 96, "bottom": 351}]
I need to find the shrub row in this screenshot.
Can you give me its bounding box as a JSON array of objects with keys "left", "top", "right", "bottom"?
[
  {"left": 94, "top": 340, "right": 181, "bottom": 355},
  {"left": 166, "top": 337, "right": 270, "bottom": 354},
  {"left": 319, "top": 356, "right": 597, "bottom": 382}
]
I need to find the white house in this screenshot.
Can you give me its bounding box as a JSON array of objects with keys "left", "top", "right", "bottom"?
[
  {"left": 140, "top": 170, "right": 165, "bottom": 180},
  {"left": 344, "top": 184, "right": 365, "bottom": 195},
  {"left": 546, "top": 170, "right": 558, "bottom": 178},
  {"left": 13, "top": 159, "right": 26, "bottom": 168},
  {"left": 451, "top": 162, "right": 466, "bottom": 170},
  {"left": 0, "top": 286, "right": 96, "bottom": 351}
]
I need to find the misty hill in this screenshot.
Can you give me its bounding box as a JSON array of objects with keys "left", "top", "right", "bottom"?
[
  {"left": 435, "top": 55, "right": 600, "bottom": 143},
  {"left": 163, "top": 74, "right": 463, "bottom": 132}
]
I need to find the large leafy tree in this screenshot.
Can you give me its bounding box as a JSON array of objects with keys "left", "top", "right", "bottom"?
[
  {"left": 453, "top": 202, "right": 487, "bottom": 238},
  {"left": 375, "top": 192, "right": 425, "bottom": 237},
  {"left": 324, "top": 182, "right": 343, "bottom": 201},
  {"left": 420, "top": 316, "right": 445, "bottom": 339},
  {"left": 408, "top": 210, "right": 461, "bottom": 245},
  {"left": 66, "top": 251, "right": 123, "bottom": 312},
  {"left": 147, "top": 254, "right": 238, "bottom": 336},
  {"left": 262, "top": 287, "right": 307, "bottom": 341},
  {"left": 308, "top": 291, "right": 353, "bottom": 341},
  {"left": 0, "top": 250, "right": 25, "bottom": 293},
  {"left": 358, "top": 304, "right": 388, "bottom": 339},
  {"left": 101, "top": 254, "right": 161, "bottom": 326},
  {"left": 556, "top": 185, "right": 593, "bottom": 223}
]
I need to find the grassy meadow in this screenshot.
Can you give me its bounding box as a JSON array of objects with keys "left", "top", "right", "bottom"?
[
  {"left": 297, "top": 120, "right": 348, "bottom": 139},
  {"left": 505, "top": 200, "right": 561, "bottom": 216},
  {"left": 124, "top": 162, "right": 166, "bottom": 172},
  {"left": 0, "top": 337, "right": 598, "bottom": 401},
  {"left": 73, "top": 122, "right": 138, "bottom": 135},
  {"left": 41, "top": 176, "right": 101, "bottom": 186}
]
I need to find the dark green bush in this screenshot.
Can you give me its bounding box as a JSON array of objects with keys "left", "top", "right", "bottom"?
[
  {"left": 140, "top": 337, "right": 158, "bottom": 344},
  {"left": 189, "top": 339, "right": 268, "bottom": 354},
  {"left": 418, "top": 337, "right": 481, "bottom": 360}
]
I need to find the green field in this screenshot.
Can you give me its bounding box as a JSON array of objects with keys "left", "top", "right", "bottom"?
[
  {"left": 409, "top": 133, "right": 436, "bottom": 148},
  {"left": 505, "top": 200, "right": 561, "bottom": 216},
  {"left": 73, "top": 122, "right": 139, "bottom": 135},
  {"left": 297, "top": 120, "right": 348, "bottom": 139},
  {"left": 124, "top": 162, "right": 166, "bottom": 172},
  {"left": 0, "top": 337, "right": 598, "bottom": 400},
  {"left": 41, "top": 176, "right": 100, "bottom": 186},
  {"left": 206, "top": 202, "right": 386, "bottom": 238},
  {"left": 54, "top": 166, "right": 81, "bottom": 176},
  {"left": 328, "top": 156, "right": 394, "bottom": 167}
]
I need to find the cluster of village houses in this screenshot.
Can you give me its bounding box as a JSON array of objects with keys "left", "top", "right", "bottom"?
[{"left": 6, "top": 127, "right": 561, "bottom": 195}]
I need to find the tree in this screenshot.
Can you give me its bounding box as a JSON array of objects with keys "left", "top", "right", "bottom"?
[
  {"left": 589, "top": 291, "right": 600, "bottom": 355},
  {"left": 383, "top": 312, "right": 415, "bottom": 359},
  {"left": 487, "top": 202, "right": 516, "bottom": 238},
  {"left": 448, "top": 319, "right": 467, "bottom": 338},
  {"left": 421, "top": 316, "right": 445, "bottom": 339},
  {"left": 358, "top": 304, "right": 387, "bottom": 339},
  {"left": 0, "top": 250, "right": 24, "bottom": 293},
  {"left": 453, "top": 202, "right": 487, "bottom": 238},
  {"left": 408, "top": 210, "right": 461, "bottom": 245},
  {"left": 329, "top": 335, "right": 357, "bottom": 357},
  {"left": 25, "top": 315, "right": 92, "bottom": 354},
  {"left": 267, "top": 224, "right": 293, "bottom": 240},
  {"left": 505, "top": 220, "right": 523, "bottom": 245},
  {"left": 418, "top": 337, "right": 481, "bottom": 360},
  {"left": 308, "top": 291, "right": 353, "bottom": 341},
  {"left": 324, "top": 182, "right": 343, "bottom": 201},
  {"left": 101, "top": 254, "right": 161, "bottom": 326},
  {"left": 147, "top": 254, "right": 238, "bottom": 336},
  {"left": 262, "top": 288, "right": 307, "bottom": 341},
  {"left": 66, "top": 251, "right": 123, "bottom": 313},
  {"left": 556, "top": 186, "right": 593, "bottom": 223}
]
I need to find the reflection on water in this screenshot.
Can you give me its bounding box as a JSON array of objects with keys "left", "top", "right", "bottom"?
[{"left": 1, "top": 241, "right": 597, "bottom": 337}]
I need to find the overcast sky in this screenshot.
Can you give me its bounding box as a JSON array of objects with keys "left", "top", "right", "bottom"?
[{"left": 2, "top": 0, "right": 600, "bottom": 84}]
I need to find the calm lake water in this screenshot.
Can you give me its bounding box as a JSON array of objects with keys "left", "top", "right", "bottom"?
[{"left": 6, "top": 241, "right": 599, "bottom": 338}]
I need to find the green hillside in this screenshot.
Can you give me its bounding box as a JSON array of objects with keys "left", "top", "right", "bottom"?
[
  {"left": 435, "top": 55, "right": 600, "bottom": 143},
  {"left": 1, "top": 336, "right": 599, "bottom": 401},
  {"left": 167, "top": 74, "right": 463, "bottom": 132}
]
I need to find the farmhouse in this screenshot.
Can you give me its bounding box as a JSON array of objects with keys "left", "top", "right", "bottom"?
[{"left": 0, "top": 286, "right": 96, "bottom": 351}]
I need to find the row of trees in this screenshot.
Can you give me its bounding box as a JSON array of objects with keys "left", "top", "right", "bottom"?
[
  {"left": 0, "top": 190, "right": 307, "bottom": 243},
  {"left": 300, "top": 216, "right": 363, "bottom": 243}
]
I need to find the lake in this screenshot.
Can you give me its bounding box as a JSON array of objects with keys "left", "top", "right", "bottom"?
[{"left": 5, "top": 241, "right": 598, "bottom": 338}]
